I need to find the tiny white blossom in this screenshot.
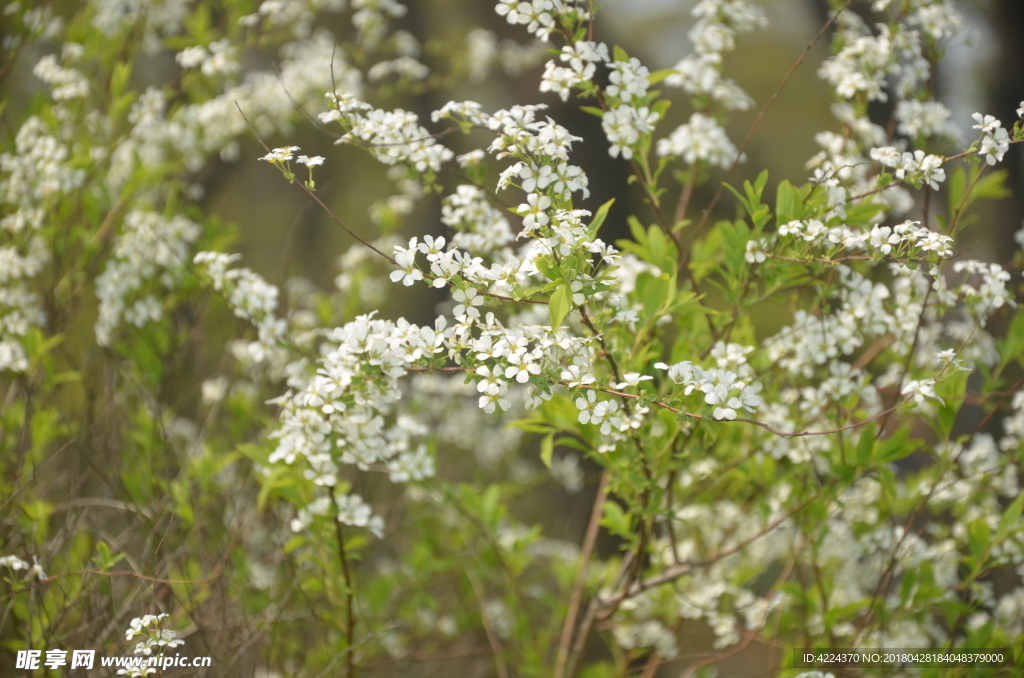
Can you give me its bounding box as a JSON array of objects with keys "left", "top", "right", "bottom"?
[
  {"left": 615, "top": 372, "right": 653, "bottom": 389},
  {"left": 260, "top": 146, "right": 299, "bottom": 163},
  {"left": 902, "top": 379, "right": 944, "bottom": 407}
]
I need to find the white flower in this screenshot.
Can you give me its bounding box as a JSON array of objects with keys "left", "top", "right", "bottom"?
[
  {"left": 457, "top": 149, "right": 485, "bottom": 168},
  {"left": 479, "top": 388, "right": 511, "bottom": 413},
  {"left": 745, "top": 239, "right": 767, "bottom": 263},
  {"left": 260, "top": 146, "right": 300, "bottom": 163},
  {"left": 902, "top": 379, "right": 944, "bottom": 406},
  {"left": 417, "top": 235, "right": 446, "bottom": 261},
  {"left": 615, "top": 372, "right": 653, "bottom": 389},
  {"left": 504, "top": 350, "right": 541, "bottom": 383},
  {"left": 575, "top": 389, "right": 597, "bottom": 423},
  {"left": 202, "top": 377, "right": 230, "bottom": 403},
  {"left": 518, "top": 193, "right": 551, "bottom": 230},
  {"left": 561, "top": 365, "right": 596, "bottom": 388},
  {"left": 0, "top": 555, "right": 29, "bottom": 571},
  {"left": 475, "top": 364, "right": 506, "bottom": 393},
  {"left": 390, "top": 241, "right": 423, "bottom": 286},
  {"left": 656, "top": 113, "right": 741, "bottom": 168},
  {"left": 452, "top": 287, "right": 484, "bottom": 319},
  {"left": 176, "top": 46, "right": 208, "bottom": 69},
  {"left": 606, "top": 57, "right": 650, "bottom": 103},
  {"left": 602, "top": 105, "right": 658, "bottom": 160},
  {"left": 575, "top": 390, "right": 621, "bottom": 434},
  {"left": 297, "top": 155, "right": 324, "bottom": 167},
  {"left": 738, "top": 383, "right": 763, "bottom": 413},
  {"left": 972, "top": 112, "right": 1010, "bottom": 165}
]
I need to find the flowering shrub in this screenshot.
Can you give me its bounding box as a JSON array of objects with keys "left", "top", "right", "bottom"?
[{"left": 1, "top": 0, "right": 1023, "bottom": 677}]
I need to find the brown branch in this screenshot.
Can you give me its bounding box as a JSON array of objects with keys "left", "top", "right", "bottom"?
[
  {"left": 554, "top": 470, "right": 610, "bottom": 678},
  {"left": 329, "top": 486, "right": 357, "bottom": 678},
  {"left": 463, "top": 566, "right": 510, "bottom": 678},
  {"left": 39, "top": 569, "right": 221, "bottom": 586}
]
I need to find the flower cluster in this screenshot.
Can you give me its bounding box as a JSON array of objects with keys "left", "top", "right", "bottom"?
[
  {"left": 540, "top": 41, "right": 609, "bottom": 101},
  {"left": 495, "top": 0, "right": 590, "bottom": 41},
  {"left": 603, "top": 105, "right": 659, "bottom": 161},
  {"left": 655, "top": 360, "right": 764, "bottom": 421},
  {"left": 176, "top": 38, "right": 239, "bottom": 77},
  {"left": 95, "top": 212, "right": 201, "bottom": 346},
  {"left": 657, "top": 112, "right": 742, "bottom": 169},
  {"left": 664, "top": 0, "right": 766, "bottom": 110},
  {"left": 33, "top": 51, "right": 89, "bottom": 100},
  {"left": 953, "top": 260, "right": 1014, "bottom": 320},
  {"left": 0, "top": 554, "right": 46, "bottom": 580},
  {"left": 440, "top": 185, "right": 514, "bottom": 255},
  {"left": 120, "top": 614, "right": 184, "bottom": 677},
  {"left": 488, "top": 104, "right": 590, "bottom": 199},
  {"left": 972, "top": 112, "right": 1011, "bottom": 166},
  {"left": 320, "top": 92, "right": 454, "bottom": 176},
  {"left": 869, "top": 146, "right": 946, "bottom": 190},
  {"left": 192, "top": 252, "right": 291, "bottom": 373},
  {"left": 0, "top": 115, "right": 84, "bottom": 372},
  {"left": 765, "top": 218, "right": 954, "bottom": 261}
]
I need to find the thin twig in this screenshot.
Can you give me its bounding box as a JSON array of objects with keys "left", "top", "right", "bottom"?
[
  {"left": 463, "top": 566, "right": 510, "bottom": 678},
  {"left": 38, "top": 569, "right": 221, "bottom": 586},
  {"left": 329, "top": 486, "right": 357, "bottom": 678},
  {"left": 554, "top": 470, "right": 610, "bottom": 678}
]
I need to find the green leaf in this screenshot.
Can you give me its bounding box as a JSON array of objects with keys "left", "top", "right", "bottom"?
[
  {"left": 998, "top": 308, "right": 1024, "bottom": 369},
  {"left": 600, "top": 501, "right": 632, "bottom": 539},
  {"left": 652, "top": 99, "right": 671, "bottom": 121},
  {"left": 994, "top": 493, "right": 1024, "bottom": 544},
  {"left": 540, "top": 432, "right": 554, "bottom": 468},
  {"left": 588, "top": 198, "right": 615, "bottom": 238},
  {"left": 722, "top": 182, "right": 752, "bottom": 217},
  {"left": 775, "top": 180, "right": 802, "bottom": 226},
  {"left": 647, "top": 68, "right": 676, "bottom": 85},
  {"left": 481, "top": 485, "right": 501, "bottom": 527},
  {"left": 968, "top": 517, "right": 991, "bottom": 564},
  {"left": 506, "top": 418, "right": 554, "bottom": 434},
  {"left": 899, "top": 568, "right": 918, "bottom": 608},
  {"left": 875, "top": 426, "right": 920, "bottom": 464},
  {"left": 635, "top": 272, "right": 674, "bottom": 323},
  {"left": 548, "top": 281, "right": 572, "bottom": 330},
  {"left": 111, "top": 61, "right": 132, "bottom": 98},
  {"left": 612, "top": 45, "right": 630, "bottom": 62},
  {"left": 855, "top": 425, "right": 876, "bottom": 466},
  {"left": 754, "top": 169, "right": 769, "bottom": 197},
  {"left": 536, "top": 256, "right": 560, "bottom": 281},
  {"left": 935, "top": 370, "right": 967, "bottom": 439}
]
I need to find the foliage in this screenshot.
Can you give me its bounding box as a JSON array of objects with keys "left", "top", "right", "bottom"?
[{"left": 1, "top": 0, "right": 1024, "bottom": 677}]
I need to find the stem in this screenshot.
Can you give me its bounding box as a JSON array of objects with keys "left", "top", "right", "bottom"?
[
  {"left": 464, "top": 566, "right": 511, "bottom": 678},
  {"left": 329, "top": 487, "right": 356, "bottom": 678},
  {"left": 554, "top": 470, "right": 610, "bottom": 678},
  {"left": 674, "top": 164, "right": 699, "bottom": 226}
]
